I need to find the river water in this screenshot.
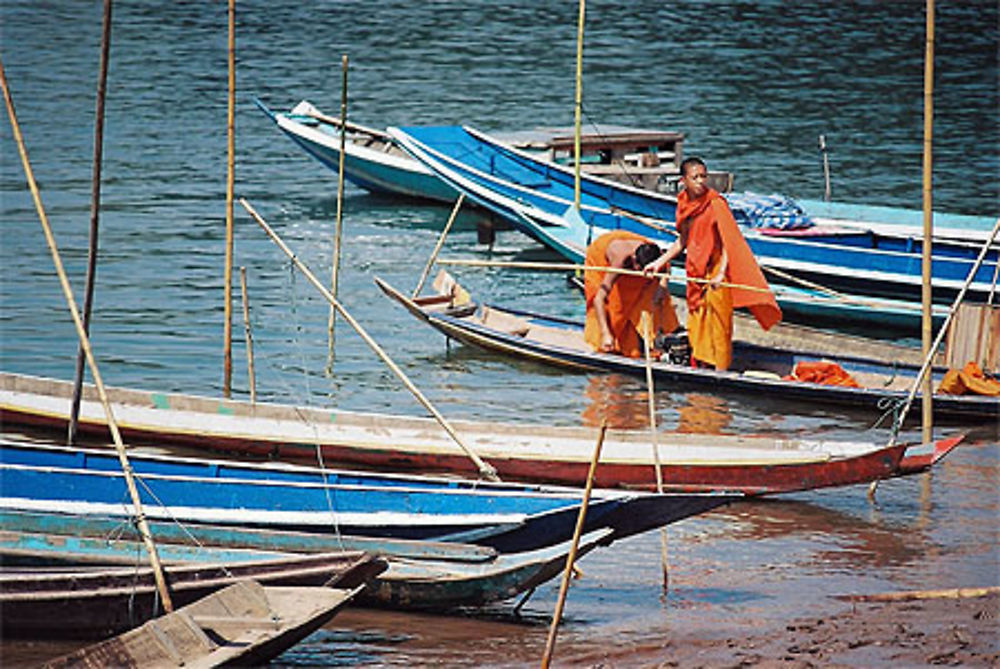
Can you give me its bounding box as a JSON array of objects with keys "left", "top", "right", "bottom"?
[{"left": 1, "top": 1, "right": 997, "bottom": 665}]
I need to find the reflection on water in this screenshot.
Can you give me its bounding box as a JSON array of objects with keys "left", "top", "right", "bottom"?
[
  {"left": 677, "top": 392, "right": 732, "bottom": 434},
  {"left": 580, "top": 374, "right": 650, "bottom": 429}
]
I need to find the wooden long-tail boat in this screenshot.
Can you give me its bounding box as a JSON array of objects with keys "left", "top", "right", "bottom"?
[
  {"left": 374, "top": 276, "right": 997, "bottom": 423},
  {"left": 40, "top": 580, "right": 364, "bottom": 666},
  {"left": 388, "top": 124, "right": 996, "bottom": 308},
  {"left": 0, "top": 551, "right": 385, "bottom": 640},
  {"left": 0, "top": 371, "right": 961, "bottom": 494},
  {"left": 0, "top": 513, "right": 613, "bottom": 612},
  {"left": 0, "top": 438, "right": 734, "bottom": 553}
]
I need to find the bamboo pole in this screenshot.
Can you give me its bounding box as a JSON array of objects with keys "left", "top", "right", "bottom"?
[
  {"left": 884, "top": 219, "right": 1000, "bottom": 448},
  {"left": 413, "top": 193, "right": 465, "bottom": 298},
  {"left": 328, "top": 54, "right": 349, "bottom": 369},
  {"left": 69, "top": 0, "right": 113, "bottom": 447},
  {"left": 239, "top": 266, "right": 256, "bottom": 404},
  {"left": 222, "top": 0, "right": 236, "bottom": 398},
  {"left": 240, "top": 198, "right": 501, "bottom": 482},
  {"left": 868, "top": 218, "right": 1000, "bottom": 501},
  {"left": 920, "top": 0, "right": 935, "bottom": 445},
  {"left": 639, "top": 312, "right": 670, "bottom": 590},
  {"left": 540, "top": 420, "right": 606, "bottom": 669},
  {"left": 572, "top": 0, "right": 585, "bottom": 213},
  {"left": 436, "top": 257, "right": 776, "bottom": 294},
  {"left": 836, "top": 585, "right": 1000, "bottom": 603},
  {"left": 610, "top": 206, "right": 860, "bottom": 301},
  {"left": 1, "top": 59, "right": 174, "bottom": 612}
]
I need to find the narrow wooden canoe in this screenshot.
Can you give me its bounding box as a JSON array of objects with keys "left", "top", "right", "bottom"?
[
  {"left": 0, "top": 509, "right": 499, "bottom": 564},
  {"left": 0, "top": 518, "right": 613, "bottom": 612},
  {"left": 0, "top": 551, "right": 386, "bottom": 639},
  {"left": 0, "top": 371, "right": 961, "bottom": 494},
  {"left": 374, "top": 277, "right": 998, "bottom": 423},
  {"left": 42, "top": 580, "right": 363, "bottom": 667}
]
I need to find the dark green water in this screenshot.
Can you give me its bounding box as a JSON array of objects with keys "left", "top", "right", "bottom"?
[{"left": 1, "top": 1, "right": 997, "bottom": 665}]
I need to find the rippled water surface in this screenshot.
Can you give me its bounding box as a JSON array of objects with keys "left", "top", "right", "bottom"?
[{"left": 1, "top": 0, "right": 997, "bottom": 665}]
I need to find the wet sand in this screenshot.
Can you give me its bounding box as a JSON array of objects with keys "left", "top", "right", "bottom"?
[
  {"left": 589, "top": 592, "right": 1000, "bottom": 667},
  {"left": 6, "top": 593, "right": 995, "bottom": 668}
]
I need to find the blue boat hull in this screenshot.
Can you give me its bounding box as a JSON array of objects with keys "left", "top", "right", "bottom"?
[
  {"left": 390, "top": 125, "right": 997, "bottom": 305},
  {"left": 0, "top": 441, "right": 733, "bottom": 553}
]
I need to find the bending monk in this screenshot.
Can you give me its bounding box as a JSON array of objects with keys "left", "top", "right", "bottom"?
[
  {"left": 645, "top": 157, "right": 781, "bottom": 370},
  {"left": 584, "top": 230, "right": 680, "bottom": 358}
]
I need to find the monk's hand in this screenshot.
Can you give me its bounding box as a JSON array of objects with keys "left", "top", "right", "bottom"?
[
  {"left": 709, "top": 272, "right": 724, "bottom": 289},
  {"left": 600, "top": 332, "right": 615, "bottom": 352},
  {"left": 642, "top": 258, "right": 664, "bottom": 277}
]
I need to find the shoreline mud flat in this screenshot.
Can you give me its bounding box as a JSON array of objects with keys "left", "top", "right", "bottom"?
[{"left": 585, "top": 592, "right": 1000, "bottom": 668}]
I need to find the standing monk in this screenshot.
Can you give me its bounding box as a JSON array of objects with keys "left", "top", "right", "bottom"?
[
  {"left": 584, "top": 230, "right": 680, "bottom": 358},
  {"left": 645, "top": 157, "right": 781, "bottom": 370}
]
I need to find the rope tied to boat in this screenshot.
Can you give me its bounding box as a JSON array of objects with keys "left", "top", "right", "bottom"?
[{"left": 872, "top": 396, "right": 906, "bottom": 436}]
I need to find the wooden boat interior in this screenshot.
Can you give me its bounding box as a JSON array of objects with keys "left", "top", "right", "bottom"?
[{"left": 411, "top": 290, "right": 921, "bottom": 394}]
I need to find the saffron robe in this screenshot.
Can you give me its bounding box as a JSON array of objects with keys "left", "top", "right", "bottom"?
[
  {"left": 584, "top": 230, "right": 679, "bottom": 358},
  {"left": 676, "top": 188, "right": 782, "bottom": 369}
]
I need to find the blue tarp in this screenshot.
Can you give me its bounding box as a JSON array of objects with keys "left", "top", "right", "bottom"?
[{"left": 726, "top": 192, "right": 815, "bottom": 230}]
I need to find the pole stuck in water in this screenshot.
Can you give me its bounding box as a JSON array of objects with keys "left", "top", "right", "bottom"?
[
  {"left": 240, "top": 197, "right": 501, "bottom": 482},
  {"left": 239, "top": 266, "right": 256, "bottom": 404},
  {"left": 222, "top": 0, "right": 236, "bottom": 398},
  {"left": 920, "top": 0, "right": 935, "bottom": 446},
  {"left": 640, "top": 311, "right": 671, "bottom": 590},
  {"left": 69, "top": 0, "right": 113, "bottom": 447},
  {"left": 572, "top": 0, "right": 586, "bottom": 214},
  {"left": 328, "top": 54, "right": 349, "bottom": 369},
  {"left": 1, "top": 58, "right": 174, "bottom": 613},
  {"left": 540, "top": 420, "right": 606, "bottom": 669}
]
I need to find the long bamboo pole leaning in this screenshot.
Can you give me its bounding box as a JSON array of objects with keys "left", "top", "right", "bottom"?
[
  {"left": 639, "top": 311, "right": 670, "bottom": 590},
  {"left": 868, "top": 219, "right": 1000, "bottom": 499},
  {"left": 222, "top": 0, "right": 236, "bottom": 398},
  {"left": 328, "top": 54, "right": 349, "bottom": 369},
  {"left": 1, "top": 59, "right": 174, "bottom": 612},
  {"left": 69, "top": 0, "right": 113, "bottom": 447},
  {"left": 437, "top": 257, "right": 776, "bottom": 294},
  {"left": 413, "top": 193, "right": 465, "bottom": 298},
  {"left": 240, "top": 198, "right": 501, "bottom": 482},
  {"left": 920, "top": 0, "right": 935, "bottom": 445},
  {"left": 610, "top": 205, "right": 855, "bottom": 301},
  {"left": 239, "top": 266, "right": 256, "bottom": 404},
  {"left": 889, "top": 219, "right": 1000, "bottom": 435},
  {"left": 540, "top": 420, "right": 606, "bottom": 669}
]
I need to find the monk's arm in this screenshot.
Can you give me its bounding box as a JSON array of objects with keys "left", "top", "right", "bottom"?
[
  {"left": 711, "top": 246, "right": 729, "bottom": 287},
  {"left": 643, "top": 238, "right": 683, "bottom": 275},
  {"left": 593, "top": 275, "right": 618, "bottom": 351}
]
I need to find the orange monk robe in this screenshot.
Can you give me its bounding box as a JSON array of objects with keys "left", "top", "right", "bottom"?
[
  {"left": 939, "top": 361, "right": 1000, "bottom": 396},
  {"left": 676, "top": 188, "right": 782, "bottom": 369},
  {"left": 583, "top": 230, "right": 680, "bottom": 358}
]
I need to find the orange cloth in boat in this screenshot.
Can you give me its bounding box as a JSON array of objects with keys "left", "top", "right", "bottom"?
[
  {"left": 676, "top": 187, "right": 782, "bottom": 331},
  {"left": 686, "top": 255, "right": 734, "bottom": 370},
  {"left": 787, "top": 360, "right": 861, "bottom": 388},
  {"left": 938, "top": 361, "right": 1000, "bottom": 396},
  {"left": 584, "top": 230, "right": 680, "bottom": 358}
]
